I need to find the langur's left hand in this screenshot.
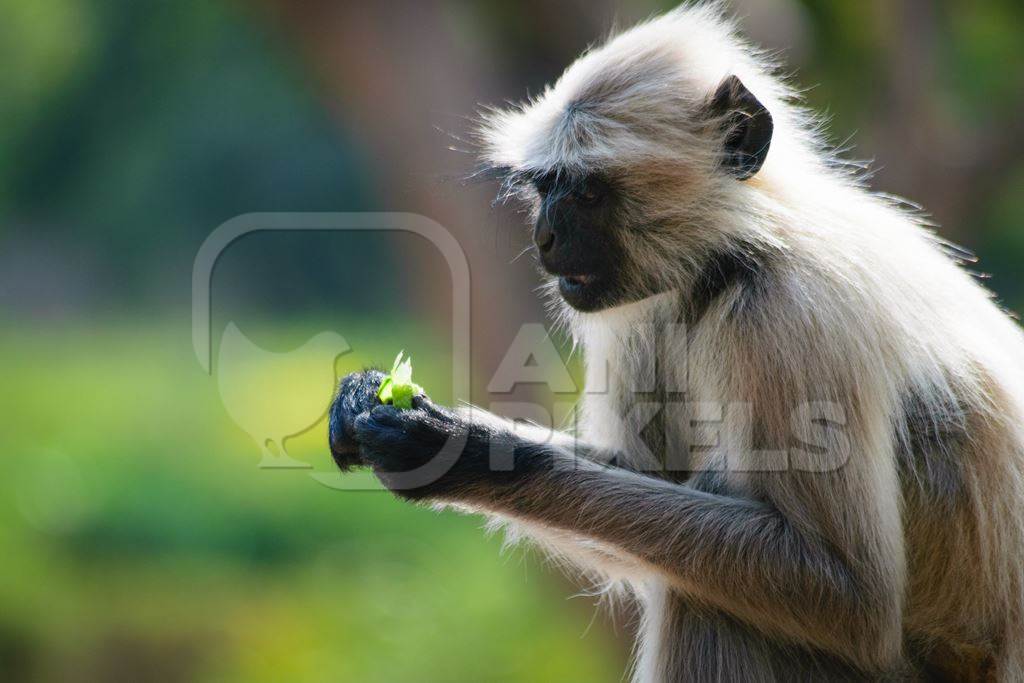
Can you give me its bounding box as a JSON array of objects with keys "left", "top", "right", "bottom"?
[
  {"left": 352, "top": 396, "right": 516, "bottom": 501},
  {"left": 328, "top": 370, "right": 386, "bottom": 470}
]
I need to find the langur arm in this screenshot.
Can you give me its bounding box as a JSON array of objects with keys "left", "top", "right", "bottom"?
[{"left": 353, "top": 398, "right": 903, "bottom": 672}]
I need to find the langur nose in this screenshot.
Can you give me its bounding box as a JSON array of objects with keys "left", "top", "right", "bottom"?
[{"left": 533, "top": 220, "right": 555, "bottom": 253}]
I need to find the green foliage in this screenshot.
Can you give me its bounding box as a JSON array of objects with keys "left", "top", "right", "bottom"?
[
  {"left": 945, "top": 0, "right": 1024, "bottom": 119},
  {"left": 377, "top": 352, "right": 425, "bottom": 409},
  {"left": 0, "top": 322, "right": 622, "bottom": 681},
  {"left": 0, "top": 0, "right": 382, "bottom": 310}
]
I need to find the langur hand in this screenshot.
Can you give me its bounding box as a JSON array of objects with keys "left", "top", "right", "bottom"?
[
  {"left": 328, "top": 370, "right": 386, "bottom": 470},
  {"left": 353, "top": 397, "right": 526, "bottom": 502}
]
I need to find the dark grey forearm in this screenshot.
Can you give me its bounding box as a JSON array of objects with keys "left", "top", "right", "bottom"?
[
  {"left": 464, "top": 440, "right": 892, "bottom": 662},
  {"left": 347, "top": 396, "right": 898, "bottom": 668}
]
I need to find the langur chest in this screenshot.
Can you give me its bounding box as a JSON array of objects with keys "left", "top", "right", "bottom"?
[{"left": 580, "top": 331, "right": 722, "bottom": 478}]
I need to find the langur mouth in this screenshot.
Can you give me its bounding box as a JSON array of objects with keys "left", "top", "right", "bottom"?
[
  {"left": 557, "top": 273, "right": 610, "bottom": 311},
  {"left": 559, "top": 274, "right": 596, "bottom": 288}
]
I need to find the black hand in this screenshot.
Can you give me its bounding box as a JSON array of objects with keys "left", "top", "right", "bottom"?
[
  {"left": 328, "top": 369, "right": 386, "bottom": 470},
  {"left": 354, "top": 396, "right": 539, "bottom": 502}
]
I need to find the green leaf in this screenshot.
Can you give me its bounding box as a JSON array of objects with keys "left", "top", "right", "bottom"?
[
  {"left": 376, "top": 351, "right": 424, "bottom": 409},
  {"left": 376, "top": 376, "right": 393, "bottom": 404}
]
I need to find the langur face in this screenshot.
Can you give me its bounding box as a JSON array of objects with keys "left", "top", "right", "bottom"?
[
  {"left": 529, "top": 168, "right": 632, "bottom": 312},
  {"left": 490, "top": 69, "right": 773, "bottom": 314}
]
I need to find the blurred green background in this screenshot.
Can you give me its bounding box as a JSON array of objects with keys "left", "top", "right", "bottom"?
[{"left": 2, "top": 0, "right": 1022, "bottom": 681}]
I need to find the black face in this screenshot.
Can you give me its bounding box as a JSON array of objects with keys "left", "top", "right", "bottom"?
[
  {"left": 531, "top": 169, "right": 626, "bottom": 312},
  {"left": 518, "top": 77, "right": 773, "bottom": 313}
]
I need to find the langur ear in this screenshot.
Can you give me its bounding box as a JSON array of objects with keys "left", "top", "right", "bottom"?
[{"left": 706, "top": 75, "right": 773, "bottom": 180}]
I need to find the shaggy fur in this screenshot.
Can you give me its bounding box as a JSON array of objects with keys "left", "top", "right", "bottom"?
[{"left": 333, "top": 3, "right": 1024, "bottom": 680}]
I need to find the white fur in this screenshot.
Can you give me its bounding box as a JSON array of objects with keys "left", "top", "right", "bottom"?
[{"left": 477, "top": 3, "right": 1024, "bottom": 679}]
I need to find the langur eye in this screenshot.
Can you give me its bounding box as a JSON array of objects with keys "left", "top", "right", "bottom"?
[{"left": 572, "top": 178, "right": 608, "bottom": 206}]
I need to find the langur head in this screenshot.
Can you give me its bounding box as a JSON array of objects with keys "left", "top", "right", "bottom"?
[{"left": 479, "top": 5, "right": 787, "bottom": 314}]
